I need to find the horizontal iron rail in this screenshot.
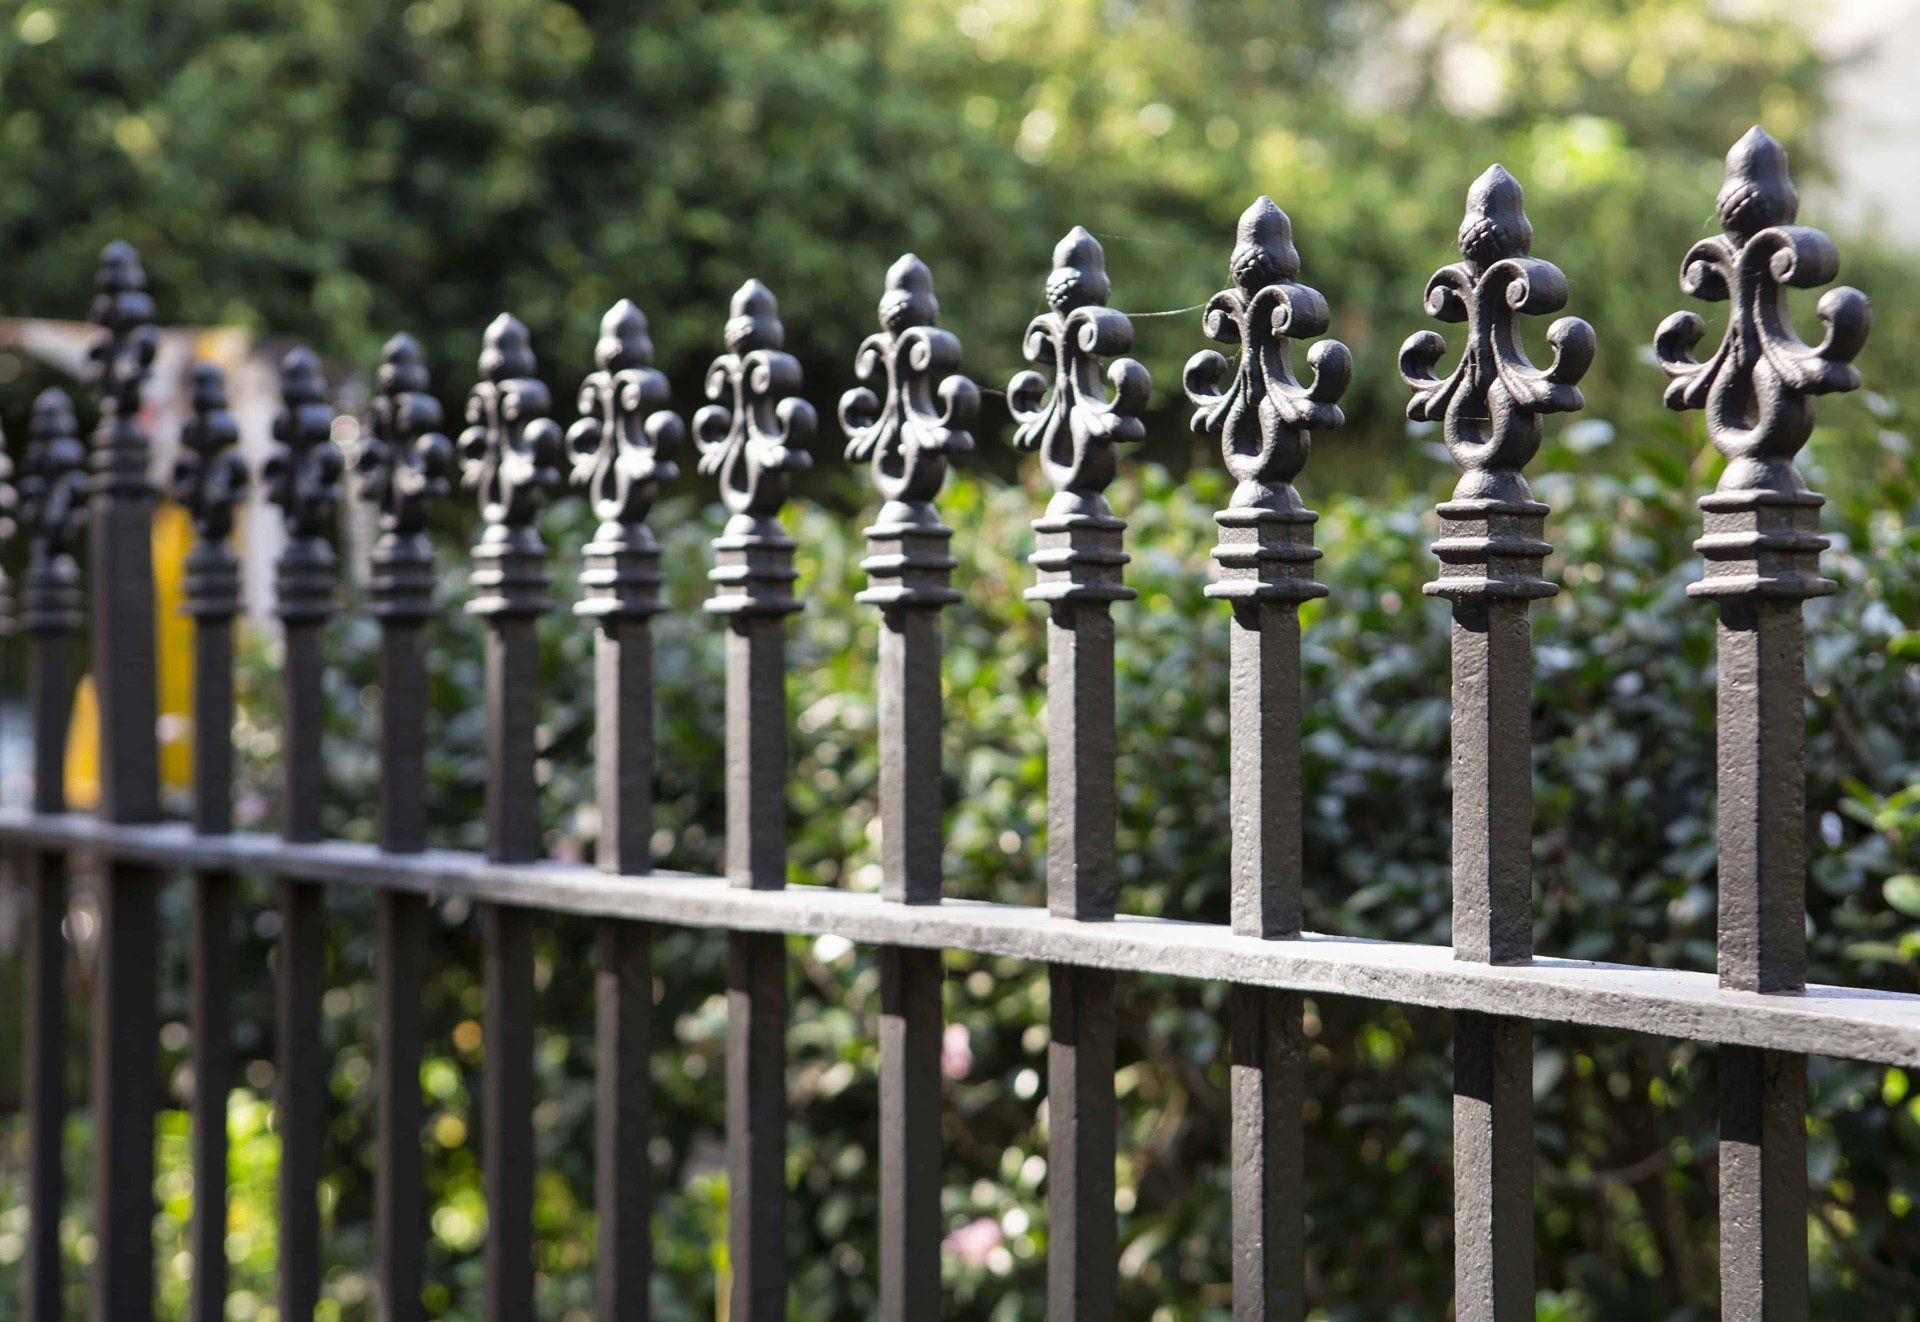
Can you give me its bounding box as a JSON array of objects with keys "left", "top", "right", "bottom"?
[{"left": 7, "top": 807, "right": 1920, "bottom": 1068}]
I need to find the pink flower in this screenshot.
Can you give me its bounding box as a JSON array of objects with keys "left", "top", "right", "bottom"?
[
  {"left": 943, "top": 1216, "right": 1003, "bottom": 1267},
  {"left": 941, "top": 1022, "right": 973, "bottom": 1080}
]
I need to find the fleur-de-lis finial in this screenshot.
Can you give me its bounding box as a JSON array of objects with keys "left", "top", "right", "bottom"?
[
  {"left": 263, "top": 348, "right": 343, "bottom": 541},
  {"left": 87, "top": 240, "right": 158, "bottom": 422},
  {"left": 263, "top": 347, "right": 343, "bottom": 622},
  {"left": 1008, "top": 227, "right": 1150, "bottom": 515},
  {"left": 460, "top": 313, "right": 565, "bottom": 531},
  {"left": 359, "top": 333, "right": 455, "bottom": 540},
  {"left": 1399, "top": 166, "right": 1595, "bottom": 503},
  {"left": 694, "top": 280, "right": 815, "bottom": 519},
  {"left": 1185, "top": 196, "right": 1351, "bottom": 515},
  {"left": 21, "top": 388, "right": 87, "bottom": 567},
  {"left": 173, "top": 363, "right": 247, "bottom": 544},
  {"left": 358, "top": 334, "right": 455, "bottom": 620},
  {"left": 569, "top": 300, "right": 684, "bottom": 535},
  {"left": 1655, "top": 126, "right": 1871, "bottom": 498},
  {"left": 19, "top": 388, "right": 85, "bottom": 634},
  {"left": 840, "top": 254, "right": 978, "bottom": 518}
]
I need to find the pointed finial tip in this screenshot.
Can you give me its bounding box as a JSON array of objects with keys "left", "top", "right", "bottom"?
[
  {"left": 886, "top": 252, "right": 931, "bottom": 285},
  {"left": 1458, "top": 163, "right": 1532, "bottom": 267},
  {"left": 879, "top": 253, "right": 938, "bottom": 331},
  {"left": 1047, "top": 226, "right": 1111, "bottom": 310},
  {"left": 1231, "top": 195, "right": 1300, "bottom": 289},
  {"left": 1717, "top": 124, "right": 1797, "bottom": 238}
]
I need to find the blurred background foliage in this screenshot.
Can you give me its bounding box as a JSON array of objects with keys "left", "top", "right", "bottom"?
[{"left": 0, "top": 0, "right": 1918, "bottom": 1318}]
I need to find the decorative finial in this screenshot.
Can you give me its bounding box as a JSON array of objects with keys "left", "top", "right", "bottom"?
[
  {"left": 570, "top": 300, "right": 684, "bottom": 535},
  {"left": 263, "top": 347, "right": 343, "bottom": 621},
  {"left": 87, "top": 240, "right": 158, "bottom": 421},
  {"left": 570, "top": 300, "right": 684, "bottom": 622},
  {"left": 1185, "top": 196, "right": 1351, "bottom": 518},
  {"left": 1657, "top": 127, "right": 1870, "bottom": 604},
  {"left": 840, "top": 253, "right": 978, "bottom": 519},
  {"left": 1655, "top": 126, "right": 1871, "bottom": 499},
  {"left": 461, "top": 313, "right": 562, "bottom": 617},
  {"left": 360, "top": 333, "right": 455, "bottom": 540},
  {"left": 173, "top": 364, "right": 247, "bottom": 544},
  {"left": 1008, "top": 227, "right": 1149, "bottom": 609},
  {"left": 1400, "top": 165, "right": 1595, "bottom": 505},
  {"left": 21, "top": 388, "right": 86, "bottom": 568},
  {"left": 357, "top": 333, "right": 455, "bottom": 620},
  {"left": 1008, "top": 228, "right": 1149, "bottom": 517},
  {"left": 19, "top": 388, "right": 86, "bottom": 634},
  {"left": 694, "top": 280, "right": 815, "bottom": 520},
  {"left": 460, "top": 313, "right": 565, "bottom": 532}
]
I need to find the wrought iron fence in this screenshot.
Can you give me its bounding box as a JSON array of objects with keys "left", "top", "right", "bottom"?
[{"left": 0, "top": 125, "right": 1901, "bottom": 1321}]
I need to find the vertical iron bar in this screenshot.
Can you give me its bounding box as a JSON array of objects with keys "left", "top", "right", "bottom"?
[
  {"left": 358, "top": 330, "right": 455, "bottom": 1322},
  {"left": 264, "top": 346, "right": 342, "bottom": 1322},
  {"left": 695, "top": 280, "right": 814, "bottom": 1322},
  {"left": 372, "top": 620, "right": 431, "bottom": 1321},
  {"left": 482, "top": 903, "right": 536, "bottom": 1318},
  {"left": 1047, "top": 964, "right": 1116, "bottom": 1317},
  {"left": 596, "top": 920, "right": 654, "bottom": 1319},
  {"left": 569, "top": 299, "right": 684, "bottom": 1319},
  {"left": 84, "top": 241, "right": 163, "bottom": 1322},
  {"left": 175, "top": 360, "right": 245, "bottom": 1322},
  {"left": 1403, "top": 166, "right": 1593, "bottom": 1322},
  {"left": 726, "top": 930, "right": 788, "bottom": 1318},
  {"left": 22, "top": 851, "right": 66, "bottom": 1322},
  {"left": 1185, "top": 196, "right": 1352, "bottom": 1321},
  {"left": 878, "top": 946, "right": 943, "bottom": 1316},
  {"left": 839, "top": 253, "right": 977, "bottom": 1318},
  {"left": 1005, "top": 229, "right": 1145, "bottom": 1320},
  {"left": 19, "top": 386, "right": 83, "bottom": 1322},
  {"left": 458, "top": 313, "right": 563, "bottom": 1322},
  {"left": 1652, "top": 128, "right": 1871, "bottom": 1320},
  {"left": 1228, "top": 984, "right": 1304, "bottom": 1319}
]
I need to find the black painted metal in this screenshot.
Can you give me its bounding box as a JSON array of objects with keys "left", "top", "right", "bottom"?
[
  {"left": 1187, "top": 195, "right": 1350, "bottom": 1320},
  {"left": 264, "top": 344, "right": 344, "bottom": 1322},
  {"left": 1657, "top": 125, "right": 1870, "bottom": 1321},
  {"left": 1008, "top": 228, "right": 1146, "bottom": 1318},
  {"left": 174, "top": 361, "right": 246, "bottom": 1322},
  {"left": 697, "top": 278, "right": 814, "bottom": 1320},
  {"left": 358, "top": 330, "right": 456, "bottom": 1322},
  {"left": 13, "top": 811, "right": 1920, "bottom": 1062},
  {"left": 83, "top": 241, "right": 162, "bottom": 1322},
  {"left": 1403, "top": 163, "right": 1593, "bottom": 1322},
  {"left": 569, "top": 300, "right": 683, "bottom": 1316},
  {"left": 459, "top": 312, "right": 563, "bottom": 1320},
  {"left": 17, "top": 391, "right": 73, "bottom": 1322},
  {"left": 19, "top": 389, "right": 79, "bottom": 1318},
  {"left": 842, "top": 253, "right": 978, "bottom": 1317}
]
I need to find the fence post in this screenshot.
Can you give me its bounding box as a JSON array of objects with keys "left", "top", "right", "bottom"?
[
  {"left": 84, "top": 240, "right": 163, "bottom": 1322},
  {"left": 1401, "top": 165, "right": 1594, "bottom": 1321},
  {"left": 840, "top": 253, "right": 978, "bottom": 1317},
  {"left": 1007, "top": 227, "right": 1147, "bottom": 1319},
  {"left": 695, "top": 278, "right": 814, "bottom": 1321},
  {"left": 568, "top": 299, "right": 684, "bottom": 1319},
  {"left": 18, "top": 385, "right": 83, "bottom": 1322},
  {"left": 458, "top": 313, "right": 563, "bottom": 1321},
  {"left": 172, "top": 363, "right": 247, "bottom": 1322},
  {"left": 356, "top": 332, "right": 456, "bottom": 1322},
  {"left": 1186, "top": 196, "right": 1351, "bottom": 1319},
  {"left": 263, "top": 346, "right": 344, "bottom": 1322},
  {"left": 1655, "top": 126, "right": 1870, "bottom": 1320}
]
